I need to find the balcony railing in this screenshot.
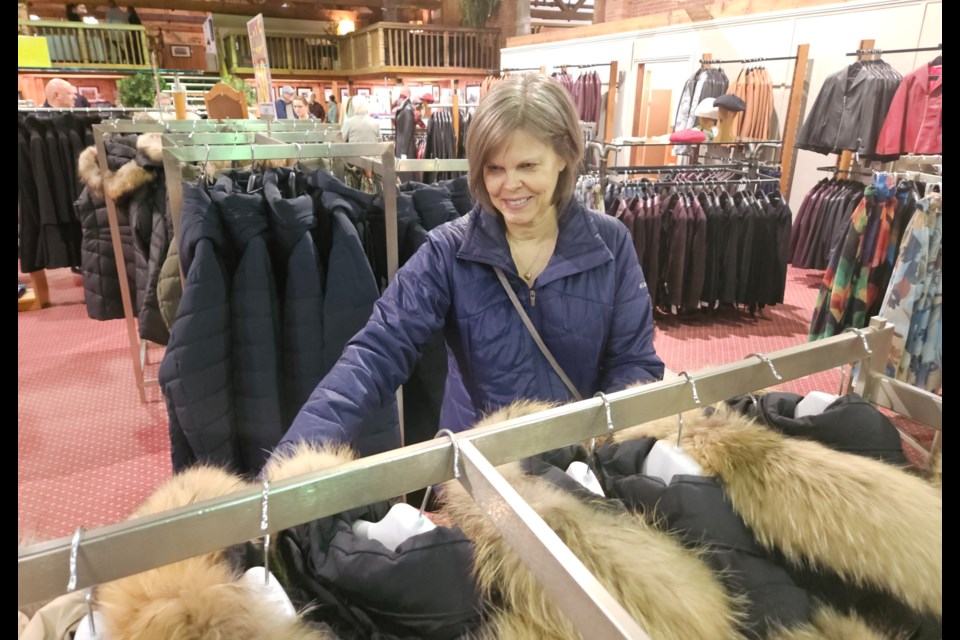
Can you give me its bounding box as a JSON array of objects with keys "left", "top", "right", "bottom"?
[
  {"left": 224, "top": 30, "right": 341, "bottom": 74},
  {"left": 341, "top": 23, "right": 501, "bottom": 71},
  {"left": 224, "top": 23, "right": 500, "bottom": 75},
  {"left": 18, "top": 20, "right": 149, "bottom": 69}
]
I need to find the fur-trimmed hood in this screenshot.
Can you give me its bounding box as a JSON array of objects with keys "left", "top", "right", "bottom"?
[
  {"left": 440, "top": 401, "right": 744, "bottom": 640},
  {"left": 76, "top": 134, "right": 158, "bottom": 200},
  {"left": 96, "top": 464, "right": 335, "bottom": 640},
  {"left": 616, "top": 404, "right": 942, "bottom": 618}
]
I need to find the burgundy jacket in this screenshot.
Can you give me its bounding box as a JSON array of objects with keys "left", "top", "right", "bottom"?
[{"left": 875, "top": 63, "right": 942, "bottom": 157}]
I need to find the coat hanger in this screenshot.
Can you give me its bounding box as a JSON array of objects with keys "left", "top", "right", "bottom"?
[
  {"left": 70, "top": 527, "right": 104, "bottom": 640},
  {"left": 798, "top": 329, "right": 872, "bottom": 417},
  {"left": 565, "top": 394, "right": 611, "bottom": 497},
  {"left": 353, "top": 429, "right": 460, "bottom": 551},
  {"left": 198, "top": 143, "right": 211, "bottom": 185},
  {"left": 239, "top": 480, "right": 298, "bottom": 620},
  {"left": 642, "top": 372, "right": 705, "bottom": 484}
]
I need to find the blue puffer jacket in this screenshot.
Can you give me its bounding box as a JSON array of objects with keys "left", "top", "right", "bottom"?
[{"left": 282, "top": 201, "right": 664, "bottom": 449}]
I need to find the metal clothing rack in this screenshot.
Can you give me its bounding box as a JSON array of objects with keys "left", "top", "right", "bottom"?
[
  {"left": 617, "top": 177, "right": 781, "bottom": 189},
  {"left": 18, "top": 318, "right": 940, "bottom": 639},
  {"left": 699, "top": 55, "right": 798, "bottom": 65},
  {"left": 846, "top": 43, "right": 941, "bottom": 56}
]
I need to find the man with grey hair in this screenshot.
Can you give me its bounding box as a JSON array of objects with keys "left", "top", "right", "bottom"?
[
  {"left": 341, "top": 97, "right": 381, "bottom": 143},
  {"left": 43, "top": 78, "right": 79, "bottom": 108},
  {"left": 275, "top": 85, "right": 297, "bottom": 120}
]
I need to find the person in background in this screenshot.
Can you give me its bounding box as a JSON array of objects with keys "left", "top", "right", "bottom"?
[
  {"left": 65, "top": 4, "right": 82, "bottom": 21},
  {"left": 279, "top": 73, "right": 663, "bottom": 453},
  {"left": 325, "top": 93, "right": 339, "bottom": 124},
  {"left": 127, "top": 6, "right": 141, "bottom": 25},
  {"left": 341, "top": 97, "right": 381, "bottom": 143},
  {"left": 105, "top": 0, "right": 130, "bottom": 23},
  {"left": 43, "top": 78, "right": 78, "bottom": 108},
  {"left": 275, "top": 86, "right": 296, "bottom": 119},
  {"left": 292, "top": 96, "right": 315, "bottom": 120},
  {"left": 308, "top": 91, "right": 326, "bottom": 121}
]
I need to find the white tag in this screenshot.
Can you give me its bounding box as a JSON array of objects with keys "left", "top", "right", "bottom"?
[
  {"left": 565, "top": 461, "right": 605, "bottom": 496},
  {"left": 642, "top": 440, "right": 704, "bottom": 484},
  {"left": 240, "top": 567, "right": 297, "bottom": 621},
  {"left": 795, "top": 391, "right": 839, "bottom": 418},
  {"left": 74, "top": 611, "right": 108, "bottom": 640},
  {"left": 352, "top": 502, "right": 437, "bottom": 551}
]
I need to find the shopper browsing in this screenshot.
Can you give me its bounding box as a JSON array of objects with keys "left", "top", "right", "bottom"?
[
  {"left": 341, "top": 98, "right": 381, "bottom": 143},
  {"left": 281, "top": 73, "right": 663, "bottom": 451}
]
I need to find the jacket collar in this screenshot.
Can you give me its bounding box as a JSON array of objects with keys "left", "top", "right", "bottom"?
[{"left": 457, "top": 200, "right": 613, "bottom": 287}]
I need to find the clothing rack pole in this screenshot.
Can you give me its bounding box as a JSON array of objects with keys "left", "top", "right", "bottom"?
[
  {"left": 698, "top": 54, "right": 800, "bottom": 65},
  {"left": 845, "top": 43, "right": 942, "bottom": 56},
  {"left": 605, "top": 60, "right": 618, "bottom": 142},
  {"left": 779, "top": 43, "right": 810, "bottom": 195},
  {"left": 837, "top": 39, "right": 875, "bottom": 176},
  {"left": 92, "top": 124, "right": 152, "bottom": 403},
  {"left": 18, "top": 318, "right": 898, "bottom": 609},
  {"left": 816, "top": 165, "right": 873, "bottom": 178}
]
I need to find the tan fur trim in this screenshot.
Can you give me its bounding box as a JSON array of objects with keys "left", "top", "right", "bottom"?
[
  {"left": 105, "top": 162, "right": 155, "bottom": 200},
  {"left": 472, "top": 399, "right": 556, "bottom": 428},
  {"left": 77, "top": 146, "right": 103, "bottom": 194},
  {"left": 131, "top": 465, "right": 250, "bottom": 517},
  {"left": 618, "top": 407, "right": 942, "bottom": 616},
  {"left": 136, "top": 132, "right": 163, "bottom": 162},
  {"left": 262, "top": 441, "right": 356, "bottom": 483},
  {"left": 929, "top": 447, "right": 941, "bottom": 489},
  {"left": 441, "top": 463, "right": 742, "bottom": 640},
  {"left": 767, "top": 606, "right": 901, "bottom": 640}
]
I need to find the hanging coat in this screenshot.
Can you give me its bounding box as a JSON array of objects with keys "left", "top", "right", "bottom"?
[
  {"left": 210, "top": 172, "right": 285, "bottom": 474},
  {"left": 158, "top": 182, "right": 237, "bottom": 472}
]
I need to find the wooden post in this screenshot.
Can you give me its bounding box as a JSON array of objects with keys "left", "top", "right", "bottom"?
[
  {"left": 838, "top": 39, "right": 874, "bottom": 176},
  {"left": 630, "top": 64, "right": 648, "bottom": 166},
  {"left": 779, "top": 43, "right": 809, "bottom": 195},
  {"left": 604, "top": 60, "right": 617, "bottom": 142},
  {"left": 452, "top": 78, "right": 460, "bottom": 146}
]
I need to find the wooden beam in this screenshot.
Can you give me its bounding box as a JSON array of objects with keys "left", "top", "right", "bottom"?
[
  {"left": 779, "top": 43, "right": 808, "bottom": 196},
  {"left": 70, "top": 0, "right": 441, "bottom": 18},
  {"left": 604, "top": 59, "right": 617, "bottom": 142},
  {"left": 630, "top": 64, "right": 648, "bottom": 166},
  {"left": 531, "top": 9, "right": 594, "bottom": 20}
]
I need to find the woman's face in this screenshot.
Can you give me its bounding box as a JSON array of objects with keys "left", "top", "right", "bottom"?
[
  {"left": 483, "top": 129, "right": 566, "bottom": 231},
  {"left": 293, "top": 100, "right": 310, "bottom": 118}
]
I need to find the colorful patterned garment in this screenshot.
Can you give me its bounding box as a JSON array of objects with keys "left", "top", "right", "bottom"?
[
  {"left": 809, "top": 175, "right": 917, "bottom": 341},
  {"left": 879, "top": 192, "right": 942, "bottom": 391}
]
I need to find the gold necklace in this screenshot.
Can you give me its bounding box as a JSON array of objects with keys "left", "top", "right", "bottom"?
[{"left": 508, "top": 235, "right": 553, "bottom": 283}]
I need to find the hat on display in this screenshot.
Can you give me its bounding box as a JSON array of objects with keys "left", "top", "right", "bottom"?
[
  {"left": 420, "top": 93, "right": 435, "bottom": 104},
  {"left": 669, "top": 129, "right": 708, "bottom": 144},
  {"left": 694, "top": 97, "right": 720, "bottom": 120},
  {"left": 714, "top": 94, "right": 746, "bottom": 112}
]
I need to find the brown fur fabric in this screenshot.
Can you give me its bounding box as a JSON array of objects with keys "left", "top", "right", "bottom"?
[
  {"left": 136, "top": 132, "right": 163, "bottom": 163},
  {"left": 76, "top": 144, "right": 155, "bottom": 200},
  {"left": 442, "top": 401, "right": 744, "bottom": 640},
  {"left": 616, "top": 406, "right": 942, "bottom": 617},
  {"left": 768, "top": 606, "right": 902, "bottom": 640},
  {"left": 97, "top": 466, "right": 333, "bottom": 640},
  {"left": 262, "top": 441, "right": 357, "bottom": 483},
  {"left": 77, "top": 146, "right": 103, "bottom": 195}
]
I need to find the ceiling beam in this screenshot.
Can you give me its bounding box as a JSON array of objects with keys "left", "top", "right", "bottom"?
[
  {"left": 531, "top": 9, "right": 593, "bottom": 20},
  {"left": 40, "top": 0, "right": 440, "bottom": 18}
]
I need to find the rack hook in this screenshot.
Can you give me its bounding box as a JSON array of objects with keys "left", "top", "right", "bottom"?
[
  {"left": 747, "top": 352, "right": 782, "bottom": 381},
  {"left": 677, "top": 371, "right": 701, "bottom": 406},
  {"left": 845, "top": 327, "right": 873, "bottom": 355},
  {"left": 418, "top": 429, "right": 462, "bottom": 519}
]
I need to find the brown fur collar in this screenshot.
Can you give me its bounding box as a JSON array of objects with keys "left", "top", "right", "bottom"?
[
  {"left": 97, "top": 465, "right": 334, "bottom": 640},
  {"left": 76, "top": 144, "right": 155, "bottom": 199},
  {"left": 441, "top": 401, "right": 743, "bottom": 640},
  {"left": 768, "top": 606, "right": 901, "bottom": 640},
  {"left": 136, "top": 132, "right": 163, "bottom": 163},
  {"left": 616, "top": 406, "right": 942, "bottom": 618}
]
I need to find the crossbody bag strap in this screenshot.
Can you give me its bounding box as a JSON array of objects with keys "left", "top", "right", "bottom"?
[{"left": 494, "top": 267, "right": 583, "bottom": 401}]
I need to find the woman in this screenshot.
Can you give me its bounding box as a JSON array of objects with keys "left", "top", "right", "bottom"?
[
  {"left": 291, "top": 96, "right": 314, "bottom": 120},
  {"left": 341, "top": 97, "right": 381, "bottom": 143},
  {"left": 325, "top": 93, "right": 339, "bottom": 124},
  {"left": 282, "top": 73, "right": 663, "bottom": 450}
]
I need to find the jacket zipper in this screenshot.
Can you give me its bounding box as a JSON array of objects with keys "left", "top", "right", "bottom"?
[{"left": 529, "top": 289, "right": 537, "bottom": 307}]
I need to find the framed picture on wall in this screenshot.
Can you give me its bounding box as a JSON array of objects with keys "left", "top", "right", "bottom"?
[
  {"left": 465, "top": 84, "right": 480, "bottom": 105},
  {"left": 297, "top": 87, "right": 312, "bottom": 99},
  {"left": 170, "top": 45, "right": 192, "bottom": 58},
  {"left": 78, "top": 86, "right": 99, "bottom": 101},
  {"left": 432, "top": 86, "right": 440, "bottom": 102},
  {"left": 340, "top": 88, "right": 349, "bottom": 104},
  {"left": 324, "top": 88, "right": 333, "bottom": 102},
  {"left": 357, "top": 88, "right": 371, "bottom": 96}
]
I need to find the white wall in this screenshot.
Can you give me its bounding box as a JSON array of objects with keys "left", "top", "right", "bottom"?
[{"left": 501, "top": 0, "right": 942, "bottom": 211}]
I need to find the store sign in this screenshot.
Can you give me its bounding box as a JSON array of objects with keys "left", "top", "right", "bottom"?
[
  {"left": 247, "top": 14, "right": 275, "bottom": 119},
  {"left": 18, "top": 35, "right": 51, "bottom": 68}
]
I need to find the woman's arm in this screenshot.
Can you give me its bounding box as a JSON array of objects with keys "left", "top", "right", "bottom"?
[
  {"left": 280, "top": 234, "right": 453, "bottom": 449},
  {"left": 599, "top": 225, "right": 665, "bottom": 390}
]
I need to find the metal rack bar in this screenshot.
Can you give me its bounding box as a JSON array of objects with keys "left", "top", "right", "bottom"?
[
  {"left": 846, "top": 44, "right": 941, "bottom": 56},
  {"left": 19, "top": 318, "right": 896, "bottom": 609},
  {"left": 699, "top": 55, "right": 798, "bottom": 64}
]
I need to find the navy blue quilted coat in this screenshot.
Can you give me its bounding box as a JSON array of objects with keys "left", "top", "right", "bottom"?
[{"left": 282, "top": 201, "right": 664, "bottom": 449}]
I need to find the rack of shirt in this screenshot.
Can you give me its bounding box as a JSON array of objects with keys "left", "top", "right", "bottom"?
[
  {"left": 875, "top": 53, "right": 943, "bottom": 158},
  {"left": 724, "top": 64, "right": 778, "bottom": 140},
  {"left": 22, "top": 320, "right": 942, "bottom": 640},
  {"left": 594, "top": 168, "right": 791, "bottom": 315},
  {"left": 789, "top": 177, "right": 867, "bottom": 270},
  {"left": 809, "top": 173, "right": 920, "bottom": 341},
  {"left": 422, "top": 108, "right": 470, "bottom": 181},
  {"left": 673, "top": 66, "right": 730, "bottom": 133}
]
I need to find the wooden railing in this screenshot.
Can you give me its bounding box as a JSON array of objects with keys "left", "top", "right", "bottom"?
[
  {"left": 223, "top": 30, "right": 340, "bottom": 74},
  {"left": 18, "top": 20, "right": 149, "bottom": 69},
  {"left": 342, "top": 23, "right": 500, "bottom": 71},
  {"left": 224, "top": 23, "right": 500, "bottom": 75}
]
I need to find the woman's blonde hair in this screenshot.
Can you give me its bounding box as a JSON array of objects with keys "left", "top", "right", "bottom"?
[{"left": 466, "top": 74, "right": 584, "bottom": 214}]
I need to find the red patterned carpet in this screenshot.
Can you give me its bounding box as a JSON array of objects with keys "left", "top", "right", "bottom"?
[{"left": 18, "top": 266, "right": 935, "bottom": 543}]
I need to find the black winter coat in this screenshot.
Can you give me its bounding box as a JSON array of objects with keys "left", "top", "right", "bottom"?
[
  {"left": 159, "top": 182, "right": 238, "bottom": 472},
  {"left": 210, "top": 173, "right": 285, "bottom": 474}
]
